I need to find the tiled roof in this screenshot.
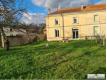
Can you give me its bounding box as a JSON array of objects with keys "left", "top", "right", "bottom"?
[{"left": 49, "top": 4, "right": 106, "bottom": 15}]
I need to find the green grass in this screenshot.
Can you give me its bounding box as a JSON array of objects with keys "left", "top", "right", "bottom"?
[{"left": 0, "top": 40, "right": 106, "bottom": 79}]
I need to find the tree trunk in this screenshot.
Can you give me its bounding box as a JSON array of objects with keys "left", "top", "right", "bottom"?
[{"left": 0, "top": 27, "right": 6, "bottom": 48}]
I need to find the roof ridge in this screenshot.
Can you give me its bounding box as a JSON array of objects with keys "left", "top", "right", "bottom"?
[
  {"left": 49, "top": 4, "right": 106, "bottom": 15},
  {"left": 57, "top": 4, "right": 105, "bottom": 11}
]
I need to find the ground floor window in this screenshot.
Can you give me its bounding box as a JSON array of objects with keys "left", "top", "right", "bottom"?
[
  {"left": 72, "top": 29, "right": 79, "bottom": 39},
  {"left": 55, "top": 29, "right": 59, "bottom": 37},
  {"left": 94, "top": 26, "right": 100, "bottom": 36}
]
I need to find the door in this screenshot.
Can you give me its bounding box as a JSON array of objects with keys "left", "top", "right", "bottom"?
[{"left": 72, "top": 29, "right": 79, "bottom": 39}]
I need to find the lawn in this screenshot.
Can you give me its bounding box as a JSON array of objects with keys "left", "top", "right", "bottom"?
[{"left": 0, "top": 40, "right": 106, "bottom": 79}]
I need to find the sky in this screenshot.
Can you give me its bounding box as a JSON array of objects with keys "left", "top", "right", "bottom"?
[{"left": 18, "top": 0, "right": 106, "bottom": 24}]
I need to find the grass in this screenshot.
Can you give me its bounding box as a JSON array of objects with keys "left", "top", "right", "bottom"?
[{"left": 0, "top": 40, "right": 106, "bottom": 79}]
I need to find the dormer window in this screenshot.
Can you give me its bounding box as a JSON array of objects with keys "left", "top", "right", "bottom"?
[
  {"left": 55, "top": 19, "right": 58, "bottom": 25},
  {"left": 73, "top": 17, "right": 78, "bottom": 23}
]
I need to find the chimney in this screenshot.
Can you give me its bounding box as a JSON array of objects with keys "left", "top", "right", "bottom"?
[
  {"left": 81, "top": 5, "right": 86, "bottom": 10},
  {"left": 58, "top": 4, "right": 61, "bottom": 10},
  {"left": 57, "top": 0, "right": 61, "bottom": 10},
  {"left": 48, "top": 8, "right": 51, "bottom": 14}
]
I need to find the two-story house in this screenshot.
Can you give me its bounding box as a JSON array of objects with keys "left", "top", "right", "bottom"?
[{"left": 46, "top": 4, "right": 106, "bottom": 41}]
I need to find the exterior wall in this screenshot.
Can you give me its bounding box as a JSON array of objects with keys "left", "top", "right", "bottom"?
[
  {"left": 46, "top": 10, "right": 106, "bottom": 41},
  {"left": 0, "top": 34, "right": 38, "bottom": 47}
]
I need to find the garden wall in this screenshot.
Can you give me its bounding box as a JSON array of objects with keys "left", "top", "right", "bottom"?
[{"left": 7, "top": 34, "right": 37, "bottom": 47}]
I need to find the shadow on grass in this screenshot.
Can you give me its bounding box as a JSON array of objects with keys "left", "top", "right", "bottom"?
[
  {"left": 0, "top": 47, "right": 30, "bottom": 57},
  {"left": 92, "top": 67, "right": 106, "bottom": 74},
  {"left": 84, "top": 67, "right": 106, "bottom": 79}
]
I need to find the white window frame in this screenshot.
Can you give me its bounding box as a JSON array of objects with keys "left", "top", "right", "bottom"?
[
  {"left": 94, "top": 15, "right": 99, "bottom": 22},
  {"left": 72, "top": 17, "right": 78, "bottom": 24},
  {"left": 55, "top": 29, "right": 59, "bottom": 37}
]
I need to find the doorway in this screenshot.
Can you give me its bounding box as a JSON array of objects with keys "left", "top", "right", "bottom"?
[{"left": 72, "top": 29, "right": 79, "bottom": 39}]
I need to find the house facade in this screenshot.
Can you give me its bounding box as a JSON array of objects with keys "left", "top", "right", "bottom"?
[{"left": 46, "top": 4, "right": 106, "bottom": 41}]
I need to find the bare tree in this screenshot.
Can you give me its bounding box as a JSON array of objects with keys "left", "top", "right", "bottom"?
[{"left": 0, "top": 0, "right": 25, "bottom": 48}]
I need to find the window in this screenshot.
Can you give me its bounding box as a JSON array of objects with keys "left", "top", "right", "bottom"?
[
  {"left": 10, "top": 28, "right": 13, "bottom": 31},
  {"left": 55, "top": 29, "right": 59, "bottom": 37},
  {"left": 94, "top": 15, "right": 99, "bottom": 22},
  {"left": 73, "top": 17, "right": 78, "bottom": 23},
  {"left": 72, "top": 29, "right": 79, "bottom": 39},
  {"left": 94, "top": 26, "right": 100, "bottom": 36},
  {"left": 55, "top": 19, "right": 58, "bottom": 25}
]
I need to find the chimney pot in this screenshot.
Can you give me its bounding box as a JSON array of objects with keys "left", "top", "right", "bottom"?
[{"left": 81, "top": 5, "right": 86, "bottom": 10}]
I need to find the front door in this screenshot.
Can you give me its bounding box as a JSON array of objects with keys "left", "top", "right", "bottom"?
[{"left": 72, "top": 29, "right": 79, "bottom": 39}]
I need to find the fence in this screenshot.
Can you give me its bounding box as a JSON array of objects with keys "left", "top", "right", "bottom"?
[
  {"left": 0, "top": 34, "right": 105, "bottom": 47},
  {"left": 81, "top": 35, "right": 106, "bottom": 46},
  {"left": 60, "top": 35, "right": 106, "bottom": 46},
  {"left": 6, "top": 33, "right": 46, "bottom": 47}
]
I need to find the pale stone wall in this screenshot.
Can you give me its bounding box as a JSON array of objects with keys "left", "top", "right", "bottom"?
[{"left": 46, "top": 10, "right": 106, "bottom": 41}]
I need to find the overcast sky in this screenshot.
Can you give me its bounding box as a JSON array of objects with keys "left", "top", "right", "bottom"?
[{"left": 18, "top": 0, "right": 106, "bottom": 25}]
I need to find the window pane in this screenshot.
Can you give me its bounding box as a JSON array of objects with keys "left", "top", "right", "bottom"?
[
  {"left": 73, "top": 17, "right": 77, "bottom": 23},
  {"left": 74, "top": 19, "right": 77, "bottom": 23},
  {"left": 72, "top": 29, "right": 79, "bottom": 39},
  {"left": 55, "top": 30, "right": 59, "bottom": 37},
  {"left": 94, "top": 15, "right": 99, "bottom": 22},
  {"left": 57, "top": 30, "right": 59, "bottom": 37},
  {"left": 55, "top": 30, "right": 57, "bottom": 37},
  {"left": 94, "top": 26, "right": 100, "bottom": 36},
  {"left": 55, "top": 19, "right": 58, "bottom": 25}
]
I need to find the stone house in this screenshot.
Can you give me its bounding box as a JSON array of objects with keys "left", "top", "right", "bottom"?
[{"left": 46, "top": 4, "right": 106, "bottom": 41}]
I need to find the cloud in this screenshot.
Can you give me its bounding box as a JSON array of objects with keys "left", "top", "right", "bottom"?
[
  {"left": 96, "top": 0, "right": 106, "bottom": 4},
  {"left": 32, "top": 0, "right": 46, "bottom": 6},
  {"left": 32, "top": 0, "right": 99, "bottom": 9},
  {"left": 22, "top": 0, "right": 106, "bottom": 25},
  {"left": 32, "top": 0, "right": 106, "bottom": 13},
  {"left": 20, "top": 12, "right": 45, "bottom": 25},
  {"left": 56, "top": 0, "right": 92, "bottom": 8},
  {"left": 100, "top": 0, "right": 106, "bottom": 3},
  {"left": 23, "top": 13, "right": 32, "bottom": 20}
]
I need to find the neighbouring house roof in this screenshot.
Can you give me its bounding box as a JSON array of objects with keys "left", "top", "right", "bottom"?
[
  {"left": 49, "top": 4, "right": 106, "bottom": 15},
  {"left": 3, "top": 27, "right": 27, "bottom": 36}
]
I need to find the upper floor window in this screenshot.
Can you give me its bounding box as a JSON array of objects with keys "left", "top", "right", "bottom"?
[
  {"left": 94, "top": 15, "right": 99, "bottom": 22},
  {"left": 55, "top": 29, "right": 59, "bottom": 37},
  {"left": 55, "top": 19, "right": 58, "bottom": 25},
  {"left": 73, "top": 17, "right": 78, "bottom": 23}
]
